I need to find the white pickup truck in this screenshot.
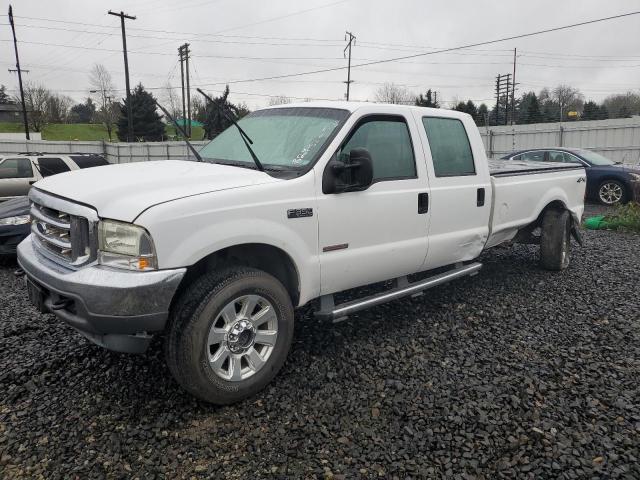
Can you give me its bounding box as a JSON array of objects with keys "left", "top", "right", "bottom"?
[{"left": 18, "top": 102, "right": 586, "bottom": 404}]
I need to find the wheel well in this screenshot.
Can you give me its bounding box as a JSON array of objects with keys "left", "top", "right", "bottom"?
[
  {"left": 173, "top": 243, "right": 300, "bottom": 308},
  {"left": 513, "top": 200, "right": 568, "bottom": 244}
]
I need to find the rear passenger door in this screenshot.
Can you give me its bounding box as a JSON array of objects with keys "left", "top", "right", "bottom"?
[
  {"left": 413, "top": 113, "right": 491, "bottom": 270},
  {"left": 0, "top": 157, "right": 37, "bottom": 199}
]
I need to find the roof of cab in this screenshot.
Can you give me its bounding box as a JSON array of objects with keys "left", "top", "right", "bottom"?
[{"left": 259, "top": 100, "right": 462, "bottom": 118}]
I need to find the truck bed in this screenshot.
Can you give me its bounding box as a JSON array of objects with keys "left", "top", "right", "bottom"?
[{"left": 485, "top": 159, "right": 586, "bottom": 248}]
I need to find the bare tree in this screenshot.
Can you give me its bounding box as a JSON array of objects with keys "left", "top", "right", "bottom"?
[
  {"left": 162, "top": 81, "right": 182, "bottom": 120},
  {"left": 374, "top": 83, "right": 414, "bottom": 104},
  {"left": 47, "top": 94, "right": 73, "bottom": 123},
  {"left": 89, "top": 64, "right": 118, "bottom": 140},
  {"left": 268, "top": 95, "right": 292, "bottom": 106},
  {"left": 603, "top": 91, "right": 640, "bottom": 118},
  {"left": 22, "top": 82, "right": 51, "bottom": 132},
  {"left": 552, "top": 84, "right": 584, "bottom": 119}
]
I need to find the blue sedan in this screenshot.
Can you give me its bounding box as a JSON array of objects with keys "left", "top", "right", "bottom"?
[{"left": 501, "top": 148, "right": 640, "bottom": 205}]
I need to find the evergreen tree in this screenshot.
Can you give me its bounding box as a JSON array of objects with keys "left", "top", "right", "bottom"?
[
  {"left": 117, "top": 83, "right": 164, "bottom": 141},
  {"left": 581, "top": 101, "right": 600, "bottom": 121},
  {"left": 0, "top": 84, "right": 10, "bottom": 104},
  {"left": 202, "top": 85, "right": 241, "bottom": 140},
  {"left": 415, "top": 89, "right": 439, "bottom": 108},
  {"left": 465, "top": 100, "right": 478, "bottom": 122},
  {"left": 598, "top": 105, "right": 609, "bottom": 120},
  {"left": 526, "top": 94, "right": 541, "bottom": 124},
  {"left": 69, "top": 98, "right": 96, "bottom": 123},
  {"left": 477, "top": 103, "right": 489, "bottom": 126}
]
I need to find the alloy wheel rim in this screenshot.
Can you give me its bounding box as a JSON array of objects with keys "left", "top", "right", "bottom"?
[
  {"left": 599, "top": 182, "right": 622, "bottom": 204},
  {"left": 206, "top": 294, "right": 278, "bottom": 381}
]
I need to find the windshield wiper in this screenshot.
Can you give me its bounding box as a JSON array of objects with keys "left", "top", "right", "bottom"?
[
  {"left": 154, "top": 100, "right": 203, "bottom": 162},
  {"left": 196, "top": 88, "right": 264, "bottom": 172}
]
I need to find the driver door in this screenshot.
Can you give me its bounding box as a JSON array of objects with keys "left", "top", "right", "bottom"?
[{"left": 316, "top": 111, "right": 431, "bottom": 294}]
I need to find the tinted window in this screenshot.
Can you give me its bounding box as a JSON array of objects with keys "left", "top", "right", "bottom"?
[
  {"left": 70, "top": 155, "right": 109, "bottom": 169},
  {"left": 422, "top": 117, "right": 475, "bottom": 177},
  {"left": 37, "top": 157, "right": 71, "bottom": 177},
  {"left": 340, "top": 117, "right": 415, "bottom": 181},
  {"left": 0, "top": 158, "right": 33, "bottom": 179},
  {"left": 547, "top": 151, "right": 564, "bottom": 163},
  {"left": 520, "top": 151, "right": 546, "bottom": 162},
  {"left": 561, "top": 152, "right": 582, "bottom": 164}
]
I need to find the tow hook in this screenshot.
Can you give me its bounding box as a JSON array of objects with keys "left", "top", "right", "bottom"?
[{"left": 14, "top": 268, "right": 25, "bottom": 277}]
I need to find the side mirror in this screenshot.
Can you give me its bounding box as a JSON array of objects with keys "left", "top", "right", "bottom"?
[{"left": 322, "top": 147, "right": 374, "bottom": 194}]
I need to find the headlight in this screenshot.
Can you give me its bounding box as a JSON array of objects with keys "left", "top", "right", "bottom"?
[
  {"left": 629, "top": 173, "right": 640, "bottom": 181},
  {"left": 98, "top": 219, "right": 157, "bottom": 271},
  {"left": 0, "top": 215, "right": 30, "bottom": 226}
]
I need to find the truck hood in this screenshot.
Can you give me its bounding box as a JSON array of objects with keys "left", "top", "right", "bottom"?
[{"left": 34, "top": 160, "right": 278, "bottom": 222}]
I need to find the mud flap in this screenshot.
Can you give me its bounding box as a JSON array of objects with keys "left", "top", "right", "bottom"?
[{"left": 570, "top": 220, "right": 584, "bottom": 246}]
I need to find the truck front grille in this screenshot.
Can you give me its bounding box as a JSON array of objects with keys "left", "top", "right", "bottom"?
[{"left": 29, "top": 190, "right": 98, "bottom": 268}]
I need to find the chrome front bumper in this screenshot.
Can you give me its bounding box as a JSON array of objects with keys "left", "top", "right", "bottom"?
[{"left": 17, "top": 236, "right": 186, "bottom": 353}]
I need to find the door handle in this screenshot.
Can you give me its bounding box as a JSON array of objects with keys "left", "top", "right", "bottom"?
[
  {"left": 477, "top": 188, "right": 485, "bottom": 207},
  {"left": 418, "top": 192, "right": 429, "bottom": 214}
]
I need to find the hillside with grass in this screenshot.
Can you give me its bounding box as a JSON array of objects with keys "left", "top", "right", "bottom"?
[{"left": 0, "top": 122, "right": 205, "bottom": 141}]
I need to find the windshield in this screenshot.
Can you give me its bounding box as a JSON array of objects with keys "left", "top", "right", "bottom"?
[
  {"left": 199, "top": 107, "right": 348, "bottom": 170},
  {"left": 575, "top": 149, "right": 616, "bottom": 166}
]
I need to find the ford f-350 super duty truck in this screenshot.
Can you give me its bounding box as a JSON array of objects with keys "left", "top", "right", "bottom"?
[{"left": 18, "top": 102, "right": 586, "bottom": 404}]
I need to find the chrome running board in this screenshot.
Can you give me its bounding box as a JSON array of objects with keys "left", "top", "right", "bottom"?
[{"left": 315, "top": 262, "right": 482, "bottom": 322}]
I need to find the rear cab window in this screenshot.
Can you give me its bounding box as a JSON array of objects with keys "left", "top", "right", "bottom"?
[
  {"left": 0, "top": 158, "right": 34, "bottom": 179},
  {"left": 421, "top": 117, "right": 475, "bottom": 177}
]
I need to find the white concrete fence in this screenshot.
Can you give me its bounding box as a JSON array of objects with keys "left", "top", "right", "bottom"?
[
  {"left": 0, "top": 139, "right": 207, "bottom": 163},
  {"left": 481, "top": 116, "right": 640, "bottom": 164},
  {"left": 1, "top": 116, "right": 640, "bottom": 165}
]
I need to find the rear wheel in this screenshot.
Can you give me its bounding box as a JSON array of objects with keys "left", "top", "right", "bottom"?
[
  {"left": 598, "top": 180, "right": 626, "bottom": 205},
  {"left": 165, "top": 267, "right": 294, "bottom": 405},
  {"left": 539, "top": 208, "right": 571, "bottom": 271}
]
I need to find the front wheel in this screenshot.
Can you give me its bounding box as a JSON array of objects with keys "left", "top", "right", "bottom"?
[
  {"left": 165, "top": 267, "right": 294, "bottom": 405},
  {"left": 598, "top": 180, "right": 627, "bottom": 205},
  {"left": 539, "top": 208, "right": 571, "bottom": 271}
]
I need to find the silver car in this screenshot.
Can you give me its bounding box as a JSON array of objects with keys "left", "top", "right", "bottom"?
[{"left": 0, "top": 153, "right": 109, "bottom": 201}]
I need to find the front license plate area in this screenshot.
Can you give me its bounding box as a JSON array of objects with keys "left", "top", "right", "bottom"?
[{"left": 26, "top": 278, "right": 47, "bottom": 313}]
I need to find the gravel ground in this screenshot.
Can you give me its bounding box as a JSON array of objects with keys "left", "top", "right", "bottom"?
[{"left": 1, "top": 213, "right": 639, "bottom": 479}]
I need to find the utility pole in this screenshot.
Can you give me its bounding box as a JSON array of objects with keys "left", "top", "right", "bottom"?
[
  {"left": 108, "top": 10, "right": 136, "bottom": 142},
  {"left": 178, "top": 43, "right": 192, "bottom": 137},
  {"left": 495, "top": 73, "right": 511, "bottom": 126},
  {"left": 510, "top": 48, "right": 517, "bottom": 126},
  {"left": 343, "top": 31, "right": 356, "bottom": 101},
  {"left": 8, "top": 6, "right": 30, "bottom": 140},
  {"left": 179, "top": 45, "right": 187, "bottom": 136}
]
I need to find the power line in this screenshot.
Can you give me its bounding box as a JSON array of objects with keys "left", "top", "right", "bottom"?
[{"left": 147, "top": 10, "right": 640, "bottom": 87}]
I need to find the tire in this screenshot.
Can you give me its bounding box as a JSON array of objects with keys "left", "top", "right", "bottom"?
[
  {"left": 597, "top": 179, "right": 627, "bottom": 205},
  {"left": 539, "top": 208, "right": 571, "bottom": 271},
  {"left": 165, "top": 267, "right": 294, "bottom": 405}
]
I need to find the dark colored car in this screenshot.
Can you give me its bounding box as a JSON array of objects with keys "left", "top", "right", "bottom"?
[
  {"left": 0, "top": 196, "right": 30, "bottom": 258},
  {"left": 501, "top": 148, "right": 640, "bottom": 205}
]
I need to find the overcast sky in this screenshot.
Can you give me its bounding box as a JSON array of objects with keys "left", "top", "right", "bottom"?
[{"left": 2, "top": 0, "right": 640, "bottom": 109}]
